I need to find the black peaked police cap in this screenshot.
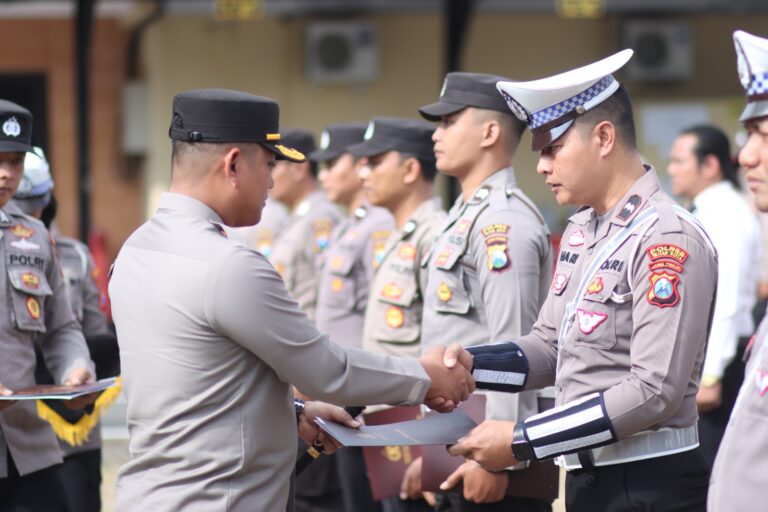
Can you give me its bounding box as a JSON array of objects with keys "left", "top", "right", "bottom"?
[
  {"left": 419, "top": 72, "right": 513, "bottom": 121},
  {"left": 0, "top": 99, "right": 34, "bottom": 153},
  {"left": 348, "top": 117, "right": 435, "bottom": 164},
  {"left": 168, "top": 88, "right": 305, "bottom": 162}
]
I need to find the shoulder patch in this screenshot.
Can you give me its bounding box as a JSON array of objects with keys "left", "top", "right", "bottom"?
[
  {"left": 647, "top": 244, "right": 688, "bottom": 273},
  {"left": 312, "top": 220, "right": 333, "bottom": 253},
  {"left": 646, "top": 271, "right": 680, "bottom": 308},
  {"left": 482, "top": 224, "right": 511, "bottom": 273},
  {"left": 617, "top": 194, "right": 642, "bottom": 221}
]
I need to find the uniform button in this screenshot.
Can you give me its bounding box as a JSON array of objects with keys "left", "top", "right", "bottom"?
[
  {"left": 586, "top": 248, "right": 593, "bottom": 255},
  {"left": 558, "top": 386, "right": 563, "bottom": 393},
  {"left": 585, "top": 474, "right": 595, "bottom": 486}
]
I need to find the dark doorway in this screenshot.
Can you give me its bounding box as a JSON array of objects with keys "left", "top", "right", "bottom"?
[{"left": 0, "top": 74, "right": 49, "bottom": 153}]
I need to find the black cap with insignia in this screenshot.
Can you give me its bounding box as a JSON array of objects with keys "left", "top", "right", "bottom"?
[
  {"left": 0, "top": 99, "right": 33, "bottom": 153},
  {"left": 168, "top": 88, "right": 305, "bottom": 162},
  {"left": 419, "top": 72, "right": 513, "bottom": 121},
  {"left": 309, "top": 123, "right": 367, "bottom": 163},
  {"left": 348, "top": 117, "right": 435, "bottom": 164}
]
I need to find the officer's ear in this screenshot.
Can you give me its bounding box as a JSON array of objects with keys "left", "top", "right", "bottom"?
[
  {"left": 401, "top": 157, "right": 420, "bottom": 185},
  {"left": 479, "top": 119, "right": 501, "bottom": 149},
  {"left": 594, "top": 120, "right": 617, "bottom": 158},
  {"left": 222, "top": 147, "right": 241, "bottom": 187}
]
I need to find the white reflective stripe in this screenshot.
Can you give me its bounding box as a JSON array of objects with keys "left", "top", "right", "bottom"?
[
  {"left": 473, "top": 368, "right": 525, "bottom": 387},
  {"left": 555, "top": 425, "right": 699, "bottom": 470},
  {"left": 534, "top": 430, "right": 614, "bottom": 459},
  {"left": 526, "top": 404, "right": 605, "bottom": 441},
  {"left": 525, "top": 392, "right": 600, "bottom": 423}
]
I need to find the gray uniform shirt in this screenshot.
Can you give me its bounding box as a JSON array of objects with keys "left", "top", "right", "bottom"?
[
  {"left": 0, "top": 205, "right": 93, "bottom": 477},
  {"left": 363, "top": 198, "right": 446, "bottom": 358},
  {"left": 421, "top": 168, "right": 552, "bottom": 424},
  {"left": 270, "top": 190, "right": 343, "bottom": 320},
  {"left": 235, "top": 197, "right": 290, "bottom": 258},
  {"left": 315, "top": 203, "right": 394, "bottom": 348},
  {"left": 708, "top": 307, "right": 768, "bottom": 510},
  {"left": 514, "top": 169, "right": 717, "bottom": 441},
  {"left": 109, "top": 193, "right": 430, "bottom": 512}
]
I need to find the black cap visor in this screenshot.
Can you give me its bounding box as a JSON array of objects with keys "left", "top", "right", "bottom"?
[
  {"left": 0, "top": 140, "right": 32, "bottom": 154},
  {"left": 347, "top": 140, "right": 393, "bottom": 159},
  {"left": 418, "top": 101, "right": 467, "bottom": 121},
  {"left": 308, "top": 147, "right": 344, "bottom": 163},
  {"left": 261, "top": 142, "right": 305, "bottom": 163}
]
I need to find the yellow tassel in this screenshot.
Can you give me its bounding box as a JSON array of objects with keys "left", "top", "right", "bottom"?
[{"left": 36, "top": 376, "right": 123, "bottom": 447}]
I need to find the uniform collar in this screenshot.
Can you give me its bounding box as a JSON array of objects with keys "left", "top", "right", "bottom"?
[
  {"left": 455, "top": 166, "right": 517, "bottom": 210},
  {"left": 401, "top": 197, "right": 443, "bottom": 237},
  {"left": 157, "top": 192, "right": 224, "bottom": 225},
  {"left": 294, "top": 189, "right": 327, "bottom": 217},
  {"left": 692, "top": 180, "right": 733, "bottom": 212}
]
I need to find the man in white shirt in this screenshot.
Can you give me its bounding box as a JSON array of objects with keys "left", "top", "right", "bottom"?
[{"left": 667, "top": 124, "right": 763, "bottom": 467}]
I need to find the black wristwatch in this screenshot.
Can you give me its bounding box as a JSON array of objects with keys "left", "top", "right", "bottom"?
[
  {"left": 294, "top": 399, "right": 305, "bottom": 423},
  {"left": 511, "top": 422, "right": 534, "bottom": 462}
]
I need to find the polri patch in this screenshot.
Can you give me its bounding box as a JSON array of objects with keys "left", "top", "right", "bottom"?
[
  {"left": 453, "top": 219, "right": 472, "bottom": 236},
  {"left": 21, "top": 272, "right": 40, "bottom": 291},
  {"left": 482, "top": 224, "right": 511, "bottom": 273},
  {"left": 552, "top": 273, "right": 569, "bottom": 294},
  {"left": 312, "top": 220, "right": 333, "bottom": 254},
  {"left": 646, "top": 272, "right": 680, "bottom": 308},
  {"left": 10, "top": 224, "right": 34, "bottom": 239}
]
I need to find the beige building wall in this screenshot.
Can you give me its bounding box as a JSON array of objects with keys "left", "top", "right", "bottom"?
[{"left": 141, "top": 12, "right": 768, "bottom": 230}]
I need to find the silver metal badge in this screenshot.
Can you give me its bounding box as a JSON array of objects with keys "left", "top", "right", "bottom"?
[
  {"left": 500, "top": 92, "right": 529, "bottom": 124},
  {"left": 320, "top": 130, "right": 330, "bottom": 150},
  {"left": 364, "top": 120, "right": 375, "bottom": 140},
  {"left": 2, "top": 116, "right": 21, "bottom": 138},
  {"left": 439, "top": 77, "right": 448, "bottom": 98}
]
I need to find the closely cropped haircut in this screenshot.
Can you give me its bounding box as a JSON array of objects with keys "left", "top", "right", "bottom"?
[
  {"left": 575, "top": 85, "right": 637, "bottom": 150},
  {"left": 680, "top": 124, "right": 740, "bottom": 189},
  {"left": 473, "top": 108, "right": 526, "bottom": 144},
  {"left": 398, "top": 152, "right": 437, "bottom": 181}
]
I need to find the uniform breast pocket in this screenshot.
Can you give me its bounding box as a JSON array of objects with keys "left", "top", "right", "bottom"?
[
  {"left": 571, "top": 272, "right": 623, "bottom": 350},
  {"left": 324, "top": 252, "right": 358, "bottom": 311},
  {"left": 431, "top": 249, "right": 472, "bottom": 316},
  {"left": 373, "top": 279, "right": 421, "bottom": 344},
  {"left": 7, "top": 268, "right": 52, "bottom": 332}
]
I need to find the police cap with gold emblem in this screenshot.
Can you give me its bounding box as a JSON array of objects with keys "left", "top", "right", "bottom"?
[
  {"left": 497, "top": 49, "right": 633, "bottom": 151},
  {"left": 168, "top": 88, "right": 305, "bottom": 162},
  {"left": 309, "top": 123, "right": 367, "bottom": 163},
  {"left": 419, "top": 72, "right": 514, "bottom": 121},
  {"left": 348, "top": 117, "right": 435, "bottom": 163},
  {"left": 734, "top": 30, "right": 768, "bottom": 122},
  {"left": 0, "top": 99, "right": 33, "bottom": 153}
]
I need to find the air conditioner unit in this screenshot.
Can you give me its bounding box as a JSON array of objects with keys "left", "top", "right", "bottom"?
[
  {"left": 624, "top": 21, "right": 693, "bottom": 82},
  {"left": 305, "top": 21, "right": 378, "bottom": 85}
]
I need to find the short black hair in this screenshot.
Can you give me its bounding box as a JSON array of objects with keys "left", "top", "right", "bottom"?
[
  {"left": 575, "top": 85, "right": 637, "bottom": 150},
  {"left": 399, "top": 152, "right": 437, "bottom": 181},
  {"left": 679, "top": 124, "right": 739, "bottom": 189}
]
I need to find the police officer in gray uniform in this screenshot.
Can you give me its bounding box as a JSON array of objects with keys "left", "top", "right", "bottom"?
[
  {"left": 354, "top": 117, "right": 446, "bottom": 512},
  {"left": 269, "top": 129, "right": 343, "bottom": 321},
  {"left": 12, "top": 147, "right": 114, "bottom": 512},
  {"left": 314, "top": 123, "right": 394, "bottom": 349},
  {"left": 709, "top": 30, "right": 768, "bottom": 511},
  {"left": 311, "top": 123, "right": 394, "bottom": 512},
  {"left": 0, "top": 99, "right": 96, "bottom": 511},
  {"left": 109, "top": 89, "right": 476, "bottom": 512},
  {"left": 450, "top": 51, "right": 718, "bottom": 511},
  {"left": 418, "top": 73, "right": 553, "bottom": 511}
]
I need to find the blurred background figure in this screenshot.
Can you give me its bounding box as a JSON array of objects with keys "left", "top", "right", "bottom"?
[
  {"left": 667, "top": 124, "right": 762, "bottom": 468},
  {"left": 12, "top": 146, "right": 120, "bottom": 512},
  {"left": 312, "top": 122, "right": 394, "bottom": 512},
  {"left": 268, "top": 128, "right": 344, "bottom": 321}
]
